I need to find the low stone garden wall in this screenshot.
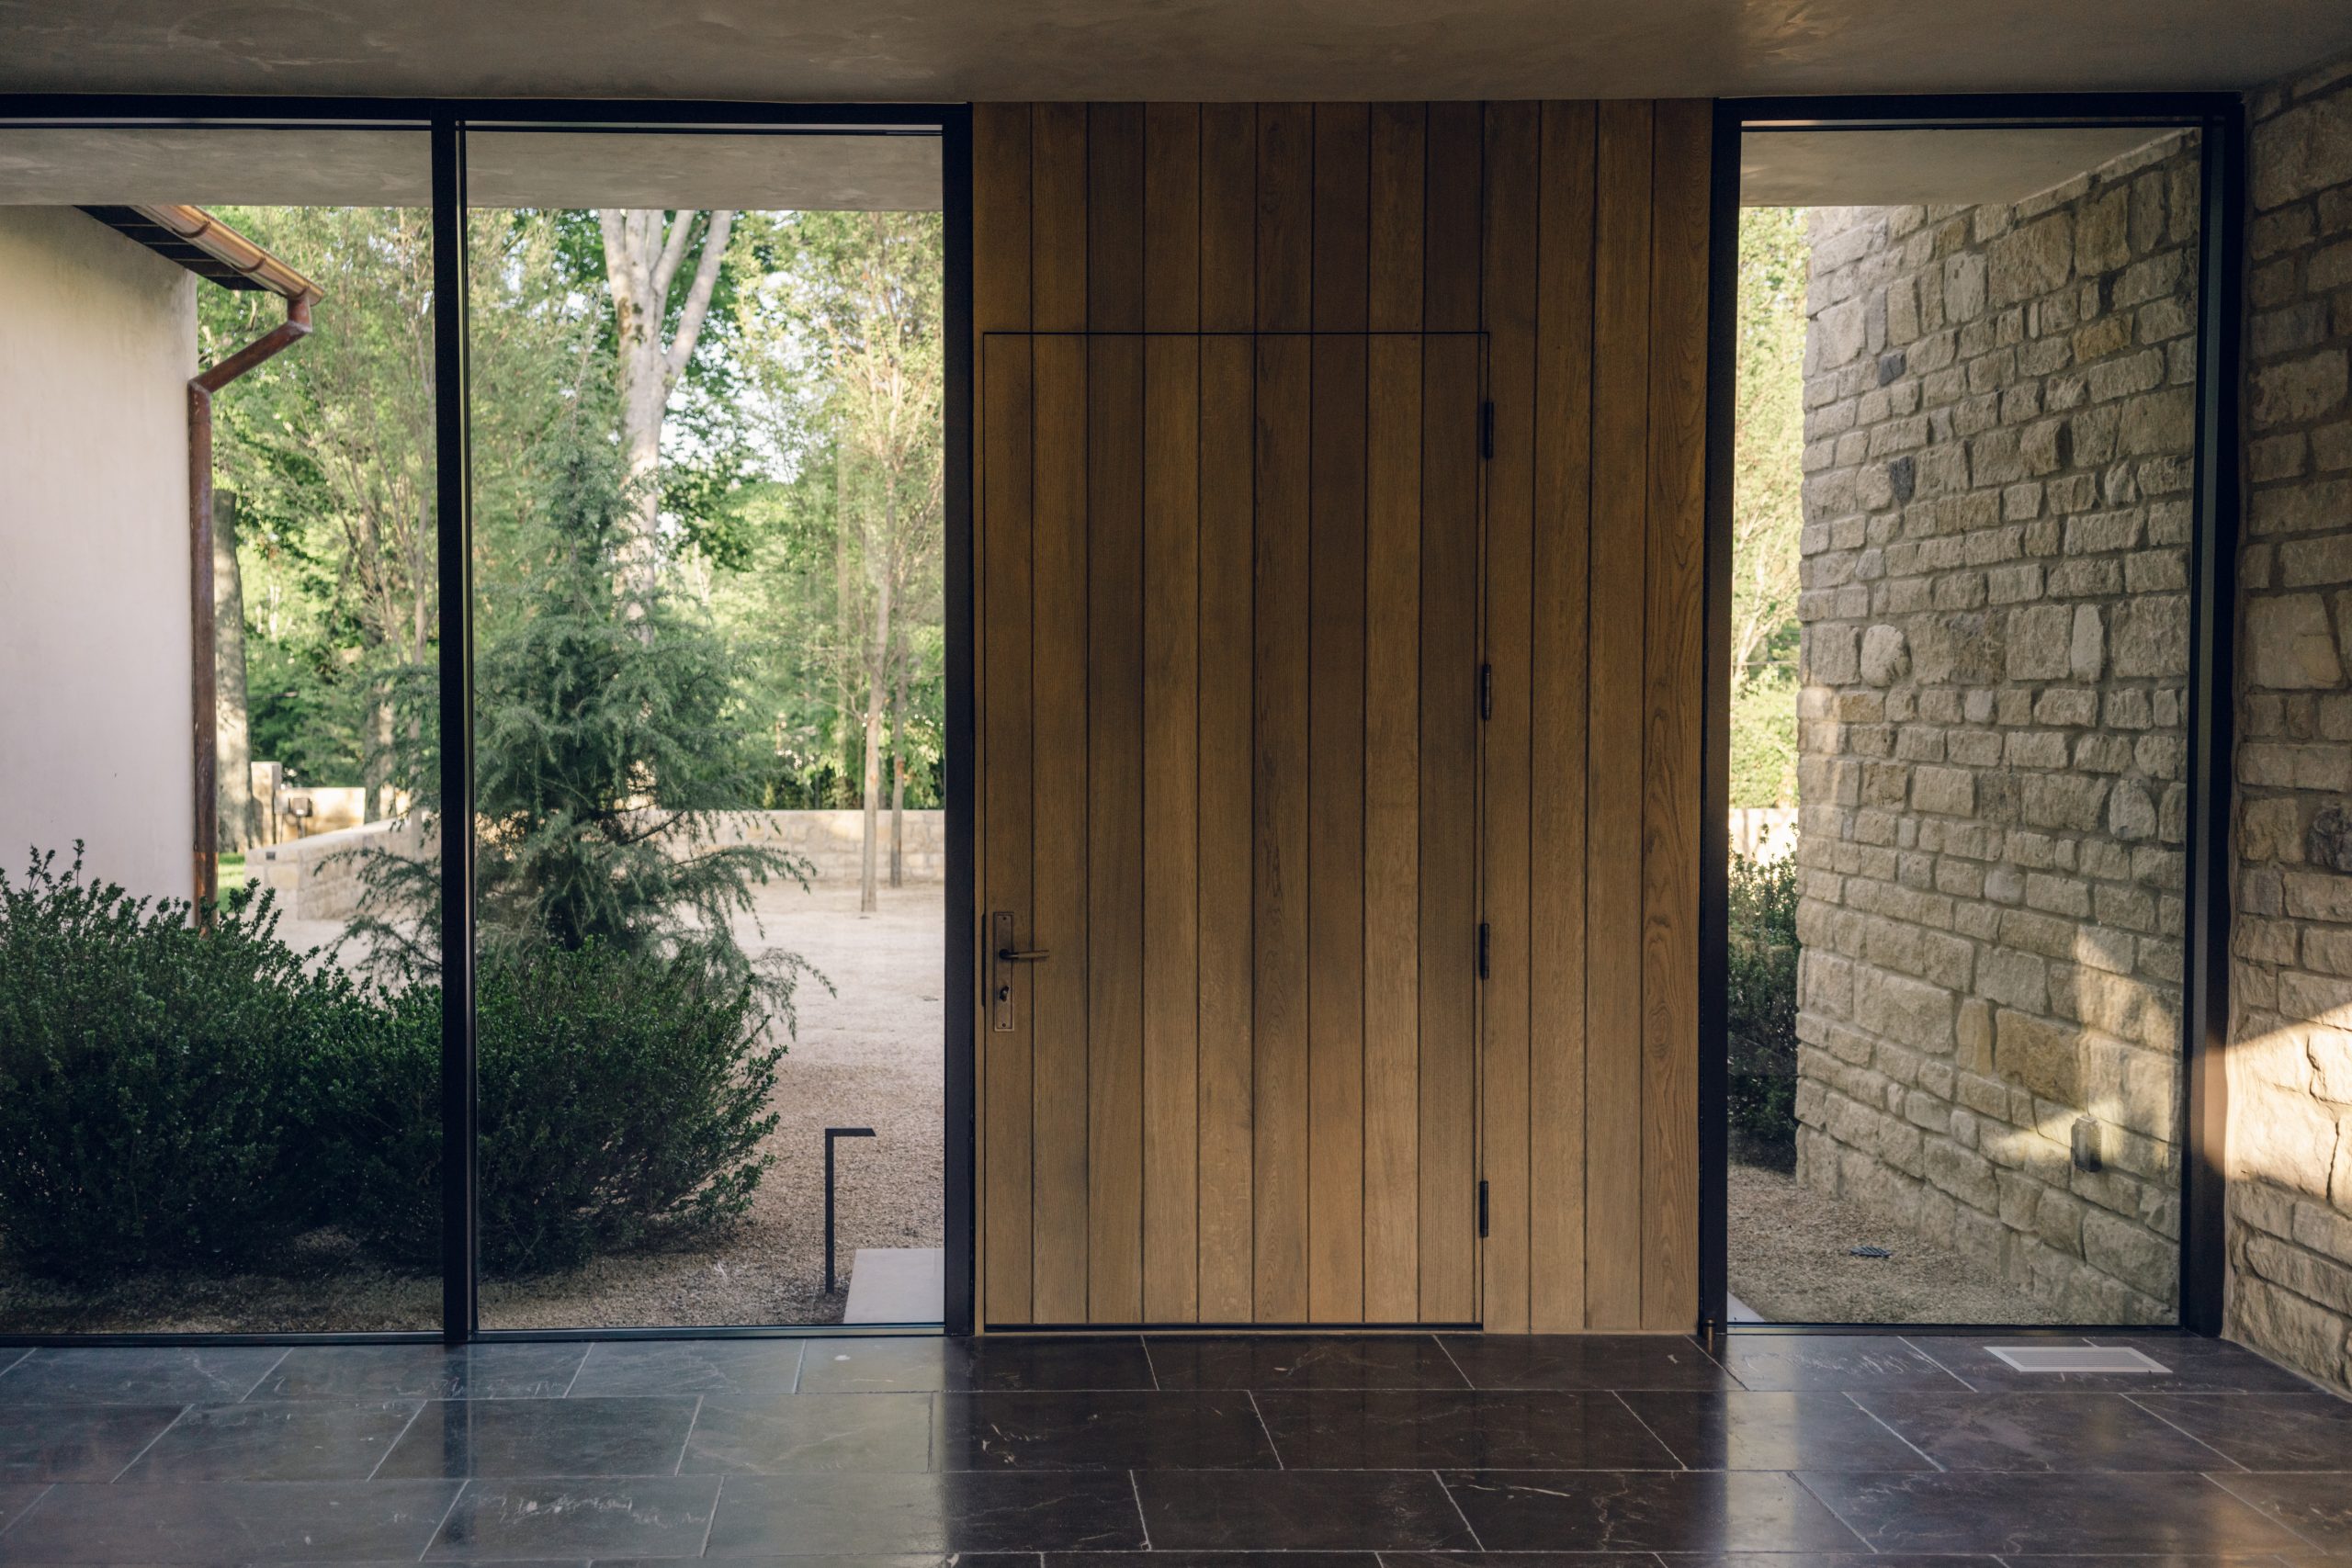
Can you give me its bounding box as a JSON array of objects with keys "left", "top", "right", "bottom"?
[{"left": 249, "top": 809, "right": 944, "bottom": 922}]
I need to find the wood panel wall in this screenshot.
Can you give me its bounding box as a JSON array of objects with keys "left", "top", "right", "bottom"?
[{"left": 972, "top": 99, "right": 1712, "bottom": 1332}]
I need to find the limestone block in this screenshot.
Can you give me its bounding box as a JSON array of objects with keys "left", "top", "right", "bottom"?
[
  {"left": 2084, "top": 1209, "right": 2173, "bottom": 1291},
  {"left": 1996, "top": 1006, "right": 2080, "bottom": 1102},
  {"left": 2245, "top": 1232, "right": 2352, "bottom": 1317},
  {"left": 2233, "top": 1081, "right": 2344, "bottom": 1198},
  {"left": 1805, "top": 623, "right": 1861, "bottom": 685},
  {"left": 1977, "top": 947, "right": 2052, "bottom": 1013},
  {"left": 2006, "top": 604, "right": 2075, "bottom": 680},
  {"left": 2109, "top": 779, "right": 2158, "bottom": 841},
  {"left": 2109, "top": 593, "right": 2189, "bottom": 679},
  {"left": 1855, "top": 963, "right": 1957, "bottom": 1048},
  {"left": 2292, "top": 1197, "right": 2352, "bottom": 1269},
  {"left": 1859, "top": 623, "right": 1910, "bottom": 685},
  {"left": 2020, "top": 773, "right": 2110, "bottom": 832},
  {"left": 1910, "top": 765, "right": 1973, "bottom": 817},
  {"left": 2229, "top": 1272, "right": 2351, "bottom": 1392},
  {"left": 2069, "top": 604, "right": 2105, "bottom": 681},
  {"left": 1988, "top": 213, "right": 2073, "bottom": 306},
  {"left": 2249, "top": 593, "right": 2348, "bottom": 690},
  {"left": 1926, "top": 1140, "right": 2000, "bottom": 1213},
  {"left": 2253, "top": 351, "right": 2350, "bottom": 430}
]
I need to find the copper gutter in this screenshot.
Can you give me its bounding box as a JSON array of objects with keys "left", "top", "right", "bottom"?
[{"left": 159, "top": 205, "right": 323, "bottom": 909}]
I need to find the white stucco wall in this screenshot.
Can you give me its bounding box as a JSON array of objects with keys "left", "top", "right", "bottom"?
[{"left": 0, "top": 207, "right": 196, "bottom": 901}]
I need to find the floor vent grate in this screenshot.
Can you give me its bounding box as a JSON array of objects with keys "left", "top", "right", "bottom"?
[{"left": 1984, "top": 1345, "right": 2170, "bottom": 1373}]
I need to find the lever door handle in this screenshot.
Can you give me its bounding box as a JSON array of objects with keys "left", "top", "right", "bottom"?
[{"left": 997, "top": 947, "right": 1051, "bottom": 963}]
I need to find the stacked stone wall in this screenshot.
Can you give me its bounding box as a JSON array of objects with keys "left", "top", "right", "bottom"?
[
  {"left": 1792, "top": 133, "right": 2199, "bottom": 1323},
  {"left": 2229, "top": 51, "right": 2352, "bottom": 1390}
]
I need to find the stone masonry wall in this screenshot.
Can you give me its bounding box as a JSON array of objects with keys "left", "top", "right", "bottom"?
[
  {"left": 1792, "top": 133, "right": 2200, "bottom": 1324},
  {"left": 2230, "top": 51, "right": 2352, "bottom": 1390}
]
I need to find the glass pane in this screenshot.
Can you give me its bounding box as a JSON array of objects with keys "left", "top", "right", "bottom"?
[
  {"left": 464, "top": 130, "right": 946, "bottom": 1327},
  {"left": 1727, "top": 126, "right": 2200, "bottom": 1325},
  {"left": 0, "top": 127, "right": 439, "bottom": 1332}
]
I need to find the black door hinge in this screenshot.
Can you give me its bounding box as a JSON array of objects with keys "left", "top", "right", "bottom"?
[
  {"left": 1478, "top": 1179, "right": 1490, "bottom": 1238},
  {"left": 1478, "top": 662, "right": 1493, "bottom": 720},
  {"left": 1477, "top": 921, "right": 1491, "bottom": 979},
  {"left": 1478, "top": 400, "right": 1495, "bottom": 459}
]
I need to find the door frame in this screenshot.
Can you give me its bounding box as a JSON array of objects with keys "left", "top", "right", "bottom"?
[
  {"left": 1699, "top": 92, "right": 2247, "bottom": 1338},
  {"left": 0, "top": 93, "right": 978, "bottom": 1346}
]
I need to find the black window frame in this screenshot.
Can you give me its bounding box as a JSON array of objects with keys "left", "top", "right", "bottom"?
[
  {"left": 0, "top": 95, "right": 976, "bottom": 1347},
  {"left": 1700, "top": 92, "right": 2246, "bottom": 1340}
]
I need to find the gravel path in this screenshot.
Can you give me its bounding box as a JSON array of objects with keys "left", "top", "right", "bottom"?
[
  {"left": 0, "top": 883, "right": 944, "bottom": 1333},
  {"left": 1729, "top": 1159, "right": 2065, "bottom": 1325}
]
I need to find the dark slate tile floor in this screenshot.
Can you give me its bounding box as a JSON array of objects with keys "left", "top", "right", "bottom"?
[{"left": 0, "top": 1331, "right": 2342, "bottom": 1562}]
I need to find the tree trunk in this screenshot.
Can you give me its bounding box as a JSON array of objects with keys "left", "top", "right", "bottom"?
[
  {"left": 598, "top": 207, "right": 736, "bottom": 606},
  {"left": 834, "top": 446, "right": 857, "bottom": 800},
  {"left": 860, "top": 568, "right": 892, "bottom": 915},
  {"left": 211, "top": 491, "right": 256, "bottom": 853},
  {"left": 889, "top": 638, "right": 908, "bottom": 888}
]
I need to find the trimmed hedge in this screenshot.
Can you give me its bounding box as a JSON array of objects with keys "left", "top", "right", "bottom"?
[
  {"left": 0, "top": 850, "right": 783, "bottom": 1282},
  {"left": 1727, "top": 851, "right": 1801, "bottom": 1169},
  {"left": 326, "top": 940, "right": 783, "bottom": 1276}
]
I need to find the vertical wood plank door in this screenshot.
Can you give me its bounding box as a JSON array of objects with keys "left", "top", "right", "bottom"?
[{"left": 978, "top": 329, "right": 1483, "bottom": 1326}]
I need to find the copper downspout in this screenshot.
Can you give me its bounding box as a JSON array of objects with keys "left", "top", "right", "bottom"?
[{"left": 153, "top": 205, "right": 323, "bottom": 909}]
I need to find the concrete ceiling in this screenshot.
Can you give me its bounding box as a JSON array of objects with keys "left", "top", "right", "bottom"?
[
  {"left": 0, "top": 128, "right": 942, "bottom": 209},
  {"left": 1741, "top": 127, "right": 2186, "bottom": 208},
  {"left": 0, "top": 0, "right": 2345, "bottom": 101}
]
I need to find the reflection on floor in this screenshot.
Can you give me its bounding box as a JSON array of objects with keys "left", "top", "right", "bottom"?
[{"left": 0, "top": 1330, "right": 2345, "bottom": 1561}]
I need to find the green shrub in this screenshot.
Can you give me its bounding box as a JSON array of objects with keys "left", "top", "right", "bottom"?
[
  {"left": 0, "top": 848, "right": 379, "bottom": 1280},
  {"left": 328, "top": 939, "right": 785, "bottom": 1276},
  {"left": 1727, "top": 851, "right": 1801, "bottom": 1168}
]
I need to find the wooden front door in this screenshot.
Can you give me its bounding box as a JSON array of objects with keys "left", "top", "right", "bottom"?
[{"left": 978, "top": 328, "right": 1484, "bottom": 1326}]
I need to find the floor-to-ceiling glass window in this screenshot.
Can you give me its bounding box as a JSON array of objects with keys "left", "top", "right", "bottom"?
[
  {"left": 1724, "top": 123, "right": 2207, "bottom": 1325},
  {"left": 460, "top": 129, "right": 948, "bottom": 1328},
  {"left": 0, "top": 126, "right": 440, "bottom": 1332}
]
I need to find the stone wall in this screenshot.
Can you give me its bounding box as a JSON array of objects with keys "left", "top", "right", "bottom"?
[
  {"left": 1792, "top": 133, "right": 2200, "bottom": 1323},
  {"left": 2229, "top": 51, "right": 2352, "bottom": 1390}
]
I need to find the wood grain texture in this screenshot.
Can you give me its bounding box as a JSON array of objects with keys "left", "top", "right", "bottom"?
[
  {"left": 1529, "top": 98, "right": 1597, "bottom": 1334},
  {"left": 1363, "top": 329, "right": 1423, "bottom": 1322},
  {"left": 971, "top": 102, "right": 1031, "bottom": 1331},
  {"left": 1419, "top": 330, "right": 1481, "bottom": 1326},
  {"left": 1307, "top": 330, "right": 1368, "bottom": 1323},
  {"left": 1256, "top": 105, "right": 1312, "bottom": 333},
  {"left": 1200, "top": 104, "right": 1256, "bottom": 334},
  {"left": 1029, "top": 333, "right": 1092, "bottom": 1321},
  {"left": 1640, "top": 98, "right": 1711, "bottom": 1333},
  {"left": 1252, "top": 331, "right": 1312, "bottom": 1323},
  {"left": 973, "top": 104, "right": 1032, "bottom": 334},
  {"left": 969, "top": 99, "right": 1714, "bottom": 1335},
  {"left": 1584, "top": 98, "right": 1654, "bottom": 1332},
  {"left": 1196, "top": 333, "right": 1257, "bottom": 1320},
  {"left": 979, "top": 334, "right": 1035, "bottom": 1325},
  {"left": 1088, "top": 103, "right": 1144, "bottom": 333},
  {"left": 1142, "top": 332, "right": 1203, "bottom": 1324},
  {"left": 1087, "top": 333, "right": 1147, "bottom": 1323},
  {"left": 1424, "top": 103, "right": 1483, "bottom": 333},
  {"left": 1033, "top": 103, "right": 1088, "bottom": 333},
  {"left": 1313, "top": 104, "right": 1370, "bottom": 333},
  {"left": 1368, "top": 104, "right": 1426, "bottom": 334},
  {"left": 1479, "top": 99, "right": 1539, "bottom": 1337},
  {"left": 1144, "top": 104, "right": 1203, "bottom": 334}
]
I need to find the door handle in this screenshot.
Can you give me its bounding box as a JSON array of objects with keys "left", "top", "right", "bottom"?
[{"left": 991, "top": 913, "right": 1046, "bottom": 1032}]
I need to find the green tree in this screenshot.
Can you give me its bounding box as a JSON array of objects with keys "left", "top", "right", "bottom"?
[
  {"left": 1730, "top": 207, "right": 1810, "bottom": 808},
  {"left": 736, "top": 209, "right": 944, "bottom": 907},
  {"left": 348, "top": 427, "right": 810, "bottom": 1015}
]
